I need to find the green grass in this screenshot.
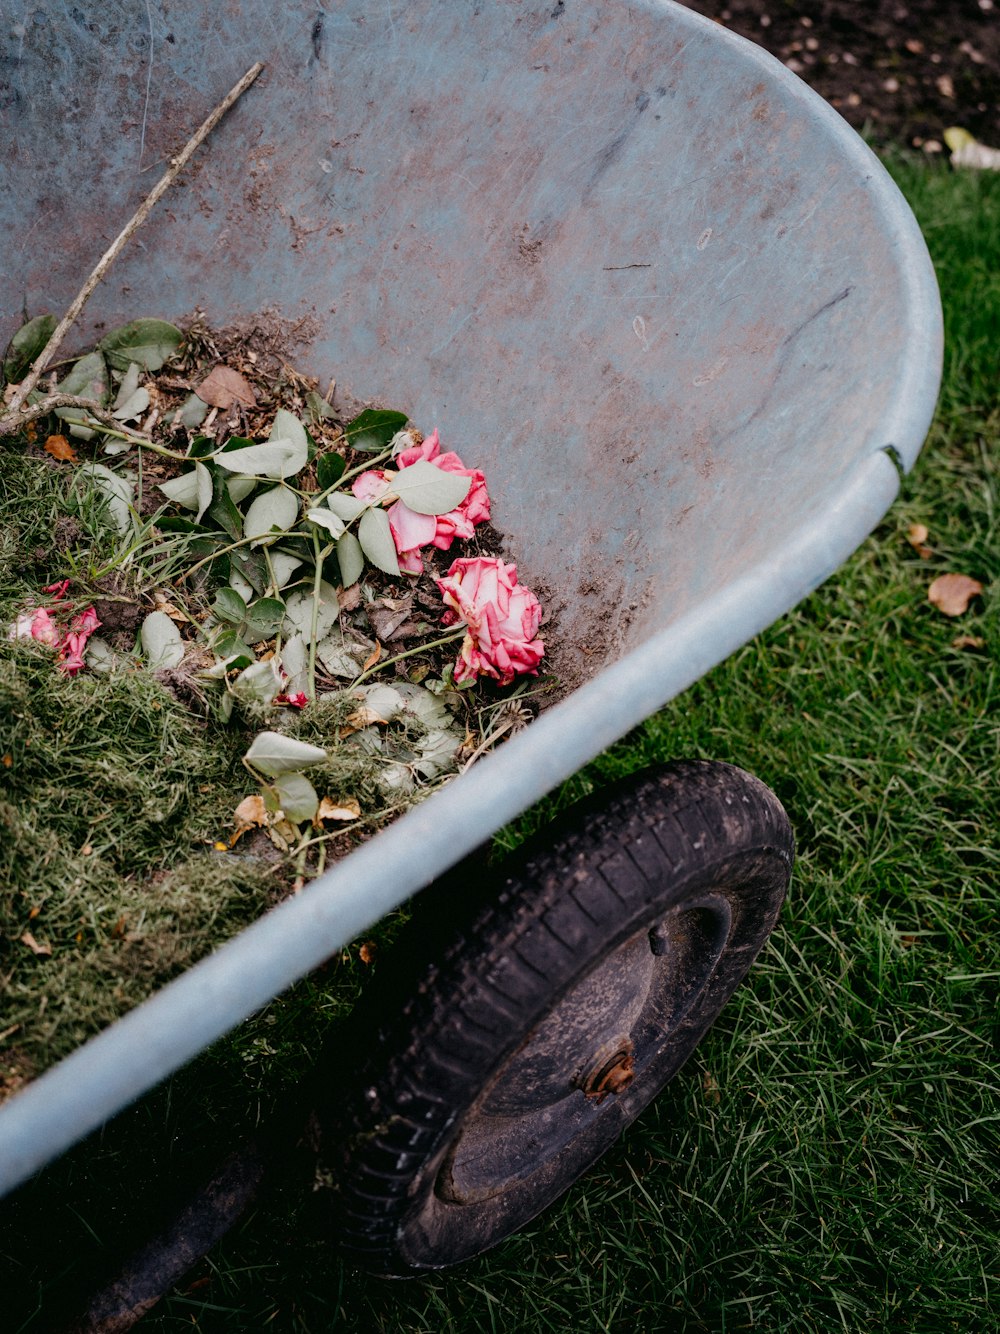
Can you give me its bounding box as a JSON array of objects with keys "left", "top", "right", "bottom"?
[{"left": 4, "top": 156, "right": 999, "bottom": 1331}]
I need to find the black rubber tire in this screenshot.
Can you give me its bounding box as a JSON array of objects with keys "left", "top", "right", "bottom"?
[{"left": 323, "top": 760, "right": 793, "bottom": 1275}]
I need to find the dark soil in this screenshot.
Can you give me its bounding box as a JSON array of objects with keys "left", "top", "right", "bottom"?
[{"left": 682, "top": 0, "right": 1000, "bottom": 151}]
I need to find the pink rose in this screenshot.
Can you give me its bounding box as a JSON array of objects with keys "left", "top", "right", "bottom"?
[
  {"left": 348, "top": 431, "right": 491, "bottom": 575},
  {"left": 58, "top": 606, "right": 102, "bottom": 675},
  {"left": 7, "top": 591, "right": 101, "bottom": 674},
  {"left": 30, "top": 609, "right": 60, "bottom": 646},
  {"left": 436, "top": 557, "right": 544, "bottom": 687},
  {"left": 351, "top": 469, "right": 392, "bottom": 504},
  {"left": 274, "top": 691, "right": 308, "bottom": 709},
  {"left": 395, "top": 428, "right": 491, "bottom": 551}
]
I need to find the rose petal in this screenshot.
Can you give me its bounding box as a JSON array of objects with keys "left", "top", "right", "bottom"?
[{"left": 928, "top": 573, "right": 984, "bottom": 617}]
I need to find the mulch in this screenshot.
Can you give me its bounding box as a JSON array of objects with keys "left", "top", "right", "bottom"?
[{"left": 681, "top": 0, "right": 1000, "bottom": 152}]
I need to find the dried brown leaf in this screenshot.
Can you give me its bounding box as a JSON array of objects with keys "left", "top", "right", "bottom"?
[
  {"left": 928, "top": 573, "right": 984, "bottom": 617},
  {"left": 338, "top": 583, "right": 362, "bottom": 613},
  {"left": 317, "top": 796, "right": 362, "bottom": 822},
  {"left": 951, "top": 634, "right": 986, "bottom": 651},
  {"left": 702, "top": 1070, "right": 721, "bottom": 1105},
  {"left": 153, "top": 590, "right": 189, "bottom": 623},
  {"left": 233, "top": 794, "right": 268, "bottom": 833},
  {"left": 361, "top": 642, "right": 383, "bottom": 672},
  {"left": 195, "top": 364, "right": 258, "bottom": 410},
  {"left": 43, "top": 433, "right": 77, "bottom": 462},
  {"left": 359, "top": 941, "right": 377, "bottom": 965},
  {"left": 341, "top": 705, "right": 390, "bottom": 735},
  {"left": 21, "top": 932, "right": 52, "bottom": 958},
  {"left": 906, "top": 523, "right": 933, "bottom": 558}
]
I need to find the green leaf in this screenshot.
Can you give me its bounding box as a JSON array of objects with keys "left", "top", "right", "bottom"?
[
  {"left": 140, "top": 611, "right": 184, "bottom": 670},
  {"left": 243, "top": 486, "right": 299, "bottom": 546},
  {"left": 326, "top": 492, "right": 368, "bottom": 522},
  {"left": 226, "top": 477, "right": 257, "bottom": 505},
  {"left": 229, "top": 568, "right": 254, "bottom": 601},
  {"left": 305, "top": 507, "right": 345, "bottom": 538},
  {"left": 344, "top": 407, "right": 409, "bottom": 453},
  {"left": 99, "top": 318, "right": 183, "bottom": 371},
  {"left": 231, "top": 659, "right": 281, "bottom": 706},
  {"left": 57, "top": 351, "right": 110, "bottom": 405},
  {"left": 358, "top": 506, "right": 400, "bottom": 575},
  {"left": 158, "top": 461, "right": 213, "bottom": 521},
  {"left": 390, "top": 460, "right": 471, "bottom": 515},
  {"left": 283, "top": 582, "right": 340, "bottom": 644},
  {"left": 273, "top": 772, "right": 319, "bottom": 824},
  {"left": 3, "top": 313, "right": 56, "bottom": 383},
  {"left": 306, "top": 390, "right": 337, "bottom": 424},
  {"left": 413, "top": 727, "right": 461, "bottom": 779},
  {"left": 158, "top": 471, "right": 201, "bottom": 510},
  {"left": 269, "top": 409, "right": 308, "bottom": 464},
  {"left": 268, "top": 550, "right": 302, "bottom": 590},
  {"left": 279, "top": 632, "right": 309, "bottom": 696},
  {"left": 315, "top": 630, "right": 364, "bottom": 678},
  {"left": 156, "top": 516, "right": 208, "bottom": 534},
  {"left": 337, "top": 531, "right": 364, "bottom": 588},
  {"left": 244, "top": 731, "right": 327, "bottom": 777},
  {"left": 208, "top": 479, "right": 244, "bottom": 542},
  {"left": 111, "top": 362, "right": 150, "bottom": 421},
  {"left": 213, "top": 587, "right": 247, "bottom": 625},
  {"left": 244, "top": 596, "right": 287, "bottom": 643},
  {"left": 214, "top": 439, "right": 306, "bottom": 480},
  {"left": 188, "top": 435, "right": 216, "bottom": 459},
  {"left": 176, "top": 393, "right": 209, "bottom": 429},
  {"left": 214, "top": 629, "right": 254, "bottom": 667},
  {"left": 82, "top": 463, "right": 135, "bottom": 535},
  {"left": 317, "top": 452, "right": 346, "bottom": 489},
  {"left": 231, "top": 547, "right": 267, "bottom": 594}
]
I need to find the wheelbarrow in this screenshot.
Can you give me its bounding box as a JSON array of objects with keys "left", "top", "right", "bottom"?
[{"left": 0, "top": 0, "right": 941, "bottom": 1285}]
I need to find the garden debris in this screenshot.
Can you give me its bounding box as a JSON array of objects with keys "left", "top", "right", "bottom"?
[
  {"left": 43, "top": 434, "right": 77, "bottom": 462},
  {"left": 906, "top": 522, "right": 933, "bottom": 558},
  {"left": 20, "top": 932, "right": 52, "bottom": 958},
  {"left": 0, "top": 308, "right": 552, "bottom": 1102},
  {"left": 195, "top": 365, "right": 258, "bottom": 410},
  {"left": 944, "top": 126, "right": 1000, "bottom": 170},
  {"left": 928, "top": 573, "right": 984, "bottom": 616}
]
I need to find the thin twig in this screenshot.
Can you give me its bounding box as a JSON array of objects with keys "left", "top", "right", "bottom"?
[
  {"left": 9, "top": 393, "right": 189, "bottom": 457},
  {"left": 0, "top": 61, "right": 264, "bottom": 438}
]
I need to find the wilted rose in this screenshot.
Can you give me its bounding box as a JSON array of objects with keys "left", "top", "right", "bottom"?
[
  {"left": 57, "top": 607, "right": 102, "bottom": 676},
  {"left": 351, "top": 469, "right": 392, "bottom": 505},
  {"left": 395, "top": 428, "right": 490, "bottom": 551},
  {"left": 352, "top": 430, "right": 491, "bottom": 574},
  {"left": 7, "top": 588, "right": 101, "bottom": 674},
  {"left": 437, "top": 556, "right": 544, "bottom": 686}
]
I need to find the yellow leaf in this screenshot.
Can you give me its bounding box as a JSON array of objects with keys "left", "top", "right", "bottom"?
[
  {"left": 153, "top": 590, "right": 188, "bottom": 623},
  {"left": 340, "top": 706, "right": 390, "bottom": 737},
  {"left": 317, "top": 796, "right": 361, "bottom": 823},
  {"left": 44, "top": 433, "right": 77, "bottom": 462},
  {"left": 234, "top": 794, "right": 268, "bottom": 827}
]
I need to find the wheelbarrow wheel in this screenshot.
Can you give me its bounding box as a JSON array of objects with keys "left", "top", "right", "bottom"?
[{"left": 324, "top": 760, "right": 793, "bottom": 1275}]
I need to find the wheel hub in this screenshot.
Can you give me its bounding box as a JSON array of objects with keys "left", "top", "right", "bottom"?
[{"left": 573, "top": 1036, "right": 636, "bottom": 1103}]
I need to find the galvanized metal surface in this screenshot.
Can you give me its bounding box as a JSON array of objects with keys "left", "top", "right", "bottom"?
[{"left": 0, "top": 0, "right": 941, "bottom": 1194}]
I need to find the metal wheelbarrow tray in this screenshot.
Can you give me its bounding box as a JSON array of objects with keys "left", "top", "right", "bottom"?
[{"left": 0, "top": 0, "right": 941, "bottom": 1271}]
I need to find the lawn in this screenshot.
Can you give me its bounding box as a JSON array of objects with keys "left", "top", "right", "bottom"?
[{"left": 4, "top": 156, "right": 998, "bottom": 1332}]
